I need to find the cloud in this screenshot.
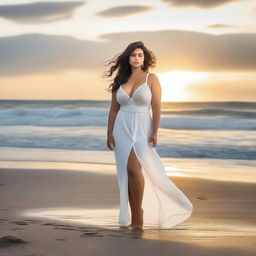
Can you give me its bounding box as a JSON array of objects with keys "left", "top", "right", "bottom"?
[
  {"left": 96, "top": 5, "right": 154, "bottom": 17},
  {"left": 0, "top": 33, "right": 103, "bottom": 76},
  {"left": 0, "top": 30, "right": 255, "bottom": 76},
  {"left": 161, "top": 0, "right": 242, "bottom": 9},
  {"left": 100, "top": 30, "right": 256, "bottom": 72},
  {"left": 208, "top": 24, "right": 235, "bottom": 28},
  {"left": 0, "top": 1, "right": 85, "bottom": 23}
]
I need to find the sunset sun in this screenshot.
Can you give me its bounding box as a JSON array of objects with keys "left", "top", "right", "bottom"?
[{"left": 158, "top": 71, "right": 209, "bottom": 102}]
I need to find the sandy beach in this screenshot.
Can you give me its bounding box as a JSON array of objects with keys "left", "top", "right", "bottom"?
[{"left": 0, "top": 154, "right": 256, "bottom": 256}]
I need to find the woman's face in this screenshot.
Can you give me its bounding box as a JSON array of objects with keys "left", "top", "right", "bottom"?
[{"left": 129, "top": 48, "right": 144, "bottom": 69}]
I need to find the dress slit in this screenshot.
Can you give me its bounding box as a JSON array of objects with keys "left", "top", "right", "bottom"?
[
  {"left": 122, "top": 142, "right": 145, "bottom": 224},
  {"left": 126, "top": 145, "right": 145, "bottom": 210}
]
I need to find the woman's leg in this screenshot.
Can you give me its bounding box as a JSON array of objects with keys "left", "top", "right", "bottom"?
[
  {"left": 127, "top": 147, "right": 144, "bottom": 226},
  {"left": 128, "top": 184, "right": 135, "bottom": 224}
]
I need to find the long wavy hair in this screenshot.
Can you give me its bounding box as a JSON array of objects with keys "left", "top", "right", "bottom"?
[{"left": 104, "top": 41, "right": 156, "bottom": 93}]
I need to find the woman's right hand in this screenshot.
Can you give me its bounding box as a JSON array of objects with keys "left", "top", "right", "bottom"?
[{"left": 107, "top": 134, "right": 115, "bottom": 151}]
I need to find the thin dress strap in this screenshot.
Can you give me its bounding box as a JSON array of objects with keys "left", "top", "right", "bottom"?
[{"left": 146, "top": 72, "right": 150, "bottom": 84}]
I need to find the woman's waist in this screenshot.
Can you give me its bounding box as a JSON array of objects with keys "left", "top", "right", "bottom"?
[{"left": 119, "top": 105, "right": 150, "bottom": 112}]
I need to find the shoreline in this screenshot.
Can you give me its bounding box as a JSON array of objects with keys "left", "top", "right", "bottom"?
[{"left": 1, "top": 146, "right": 256, "bottom": 183}]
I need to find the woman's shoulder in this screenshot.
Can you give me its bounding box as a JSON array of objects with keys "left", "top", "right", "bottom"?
[
  {"left": 148, "top": 72, "right": 159, "bottom": 84},
  {"left": 148, "top": 72, "right": 159, "bottom": 78}
]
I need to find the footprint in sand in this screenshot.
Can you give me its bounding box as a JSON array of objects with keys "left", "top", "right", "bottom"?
[
  {"left": 197, "top": 196, "right": 207, "bottom": 200},
  {"left": 11, "top": 221, "right": 29, "bottom": 225},
  {"left": 0, "top": 235, "right": 29, "bottom": 247},
  {"left": 56, "top": 238, "right": 67, "bottom": 241},
  {"left": 81, "top": 232, "right": 104, "bottom": 237},
  {"left": 11, "top": 227, "right": 26, "bottom": 230}
]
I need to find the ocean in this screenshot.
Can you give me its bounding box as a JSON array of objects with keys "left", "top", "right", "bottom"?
[{"left": 0, "top": 100, "right": 255, "bottom": 160}]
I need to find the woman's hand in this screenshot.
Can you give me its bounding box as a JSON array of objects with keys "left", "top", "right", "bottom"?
[
  {"left": 149, "top": 132, "right": 157, "bottom": 147},
  {"left": 107, "top": 134, "right": 115, "bottom": 151}
]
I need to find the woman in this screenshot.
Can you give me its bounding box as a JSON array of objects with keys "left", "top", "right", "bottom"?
[{"left": 105, "top": 41, "right": 193, "bottom": 230}]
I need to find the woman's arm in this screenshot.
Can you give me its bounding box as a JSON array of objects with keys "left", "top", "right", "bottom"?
[
  {"left": 149, "top": 73, "right": 162, "bottom": 146},
  {"left": 107, "top": 90, "right": 120, "bottom": 136}
]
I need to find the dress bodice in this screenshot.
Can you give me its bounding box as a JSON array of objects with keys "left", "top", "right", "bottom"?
[{"left": 116, "top": 72, "right": 152, "bottom": 108}]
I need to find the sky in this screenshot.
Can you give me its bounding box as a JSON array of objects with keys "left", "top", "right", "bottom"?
[{"left": 0, "top": 0, "right": 255, "bottom": 102}]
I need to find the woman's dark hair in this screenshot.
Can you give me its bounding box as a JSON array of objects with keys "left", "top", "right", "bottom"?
[{"left": 104, "top": 41, "right": 156, "bottom": 93}]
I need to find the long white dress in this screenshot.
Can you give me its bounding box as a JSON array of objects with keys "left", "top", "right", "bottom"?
[{"left": 112, "top": 72, "right": 193, "bottom": 229}]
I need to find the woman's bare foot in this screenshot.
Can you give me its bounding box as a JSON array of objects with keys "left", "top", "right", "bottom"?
[{"left": 130, "top": 208, "right": 143, "bottom": 228}]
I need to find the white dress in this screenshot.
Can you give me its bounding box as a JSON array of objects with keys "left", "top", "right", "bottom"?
[{"left": 112, "top": 72, "right": 193, "bottom": 229}]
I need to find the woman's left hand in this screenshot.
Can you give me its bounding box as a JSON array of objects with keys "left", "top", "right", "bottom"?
[{"left": 149, "top": 133, "right": 157, "bottom": 147}]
